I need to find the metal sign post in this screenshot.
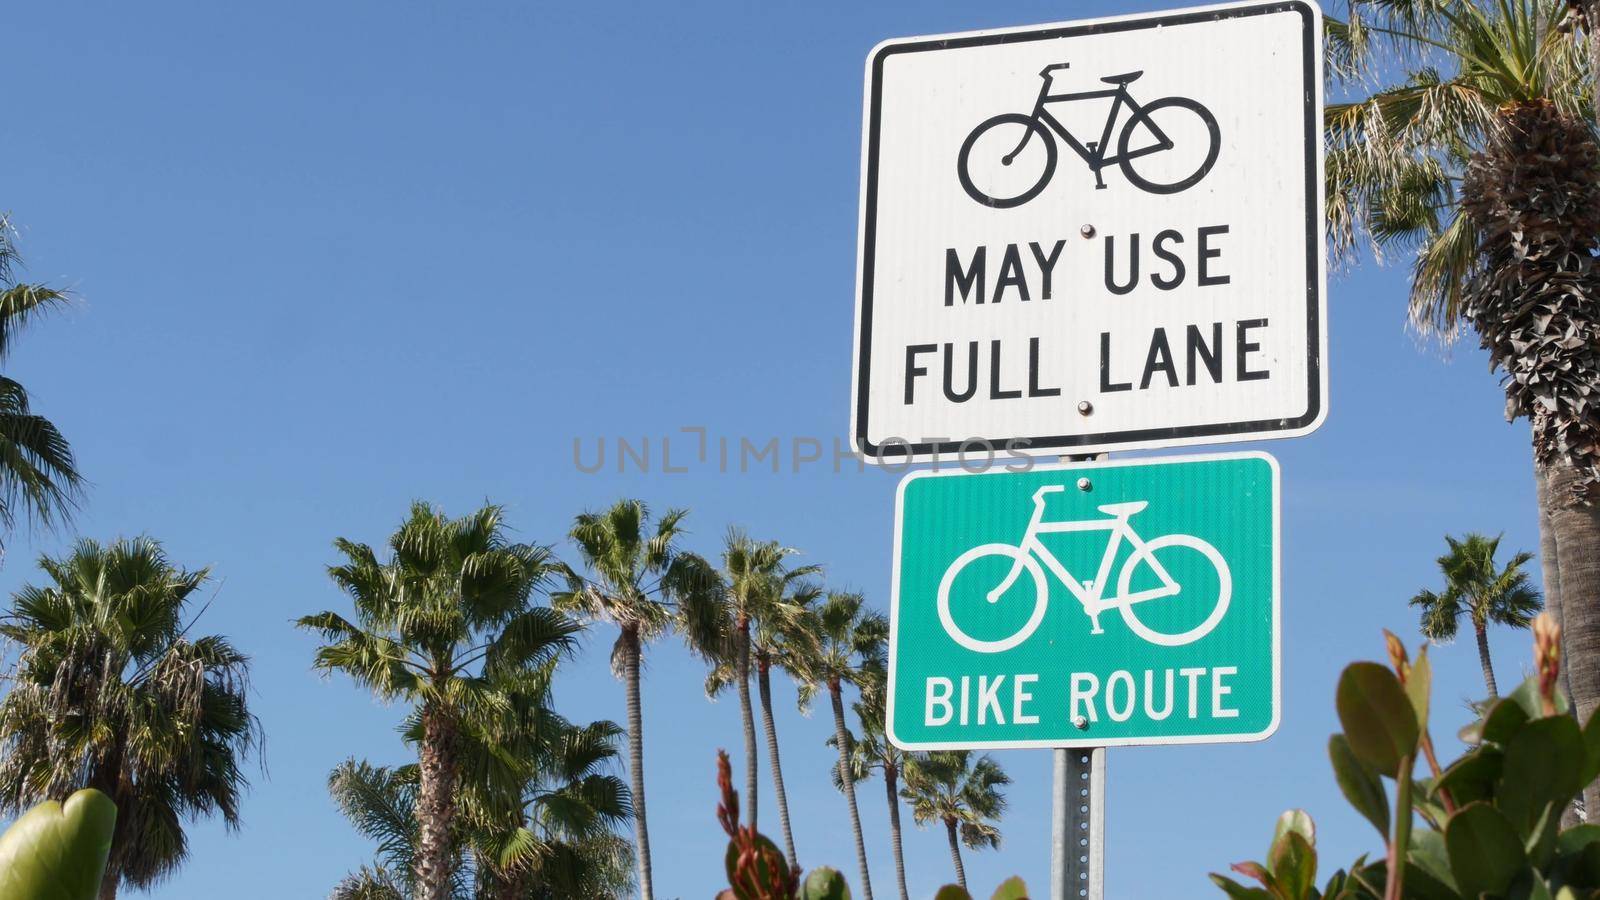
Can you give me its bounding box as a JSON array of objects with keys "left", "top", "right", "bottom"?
[
  {"left": 1053, "top": 454, "right": 1106, "bottom": 900},
  {"left": 1051, "top": 748, "right": 1104, "bottom": 900}
]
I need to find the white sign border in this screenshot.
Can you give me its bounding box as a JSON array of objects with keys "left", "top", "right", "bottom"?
[
  {"left": 849, "top": 0, "right": 1327, "bottom": 464},
  {"left": 884, "top": 450, "right": 1283, "bottom": 751}
]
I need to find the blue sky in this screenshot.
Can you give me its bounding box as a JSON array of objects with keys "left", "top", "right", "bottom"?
[{"left": 1, "top": 1, "right": 1546, "bottom": 898}]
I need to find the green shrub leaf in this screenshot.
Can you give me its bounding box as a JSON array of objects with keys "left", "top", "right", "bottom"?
[
  {"left": 1336, "top": 663, "right": 1419, "bottom": 776},
  {"left": 934, "top": 887, "right": 975, "bottom": 900},
  {"left": 1445, "top": 802, "right": 1527, "bottom": 899},
  {"left": 1207, "top": 874, "right": 1273, "bottom": 899},
  {"left": 989, "top": 876, "right": 1029, "bottom": 900},
  {"left": 1329, "top": 734, "right": 1390, "bottom": 837},
  {"left": 799, "top": 866, "right": 852, "bottom": 900},
  {"left": 1498, "top": 716, "right": 1585, "bottom": 836},
  {"left": 1269, "top": 831, "right": 1316, "bottom": 898},
  {"left": 0, "top": 789, "right": 117, "bottom": 900}
]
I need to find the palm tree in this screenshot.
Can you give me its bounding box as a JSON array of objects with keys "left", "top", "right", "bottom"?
[
  {"left": 830, "top": 670, "right": 910, "bottom": 900},
  {"left": 554, "top": 499, "right": 721, "bottom": 900},
  {"left": 0, "top": 218, "right": 83, "bottom": 550},
  {"left": 795, "top": 590, "right": 887, "bottom": 900},
  {"left": 0, "top": 537, "right": 261, "bottom": 900},
  {"left": 329, "top": 716, "right": 634, "bottom": 900},
  {"left": 1324, "top": 0, "right": 1600, "bottom": 805},
  {"left": 750, "top": 573, "right": 820, "bottom": 871},
  {"left": 466, "top": 704, "right": 635, "bottom": 900},
  {"left": 1411, "top": 533, "right": 1542, "bottom": 697},
  {"left": 300, "top": 502, "right": 578, "bottom": 900},
  {"left": 704, "top": 530, "right": 817, "bottom": 844},
  {"left": 900, "top": 751, "right": 1010, "bottom": 891}
]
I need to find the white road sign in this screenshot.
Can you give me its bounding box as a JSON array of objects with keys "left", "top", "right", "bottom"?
[{"left": 849, "top": 0, "right": 1325, "bottom": 463}]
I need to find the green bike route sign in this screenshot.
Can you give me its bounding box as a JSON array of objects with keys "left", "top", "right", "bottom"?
[{"left": 885, "top": 452, "right": 1279, "bottom": 750}]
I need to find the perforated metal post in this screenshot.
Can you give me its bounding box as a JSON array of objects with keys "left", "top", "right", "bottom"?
[
  {"left": 1051, "top": 747, "right": 1105, "bottom": 900},
  {"left": 1053, "top": 454, "right": 1107, "bottom": 900}
]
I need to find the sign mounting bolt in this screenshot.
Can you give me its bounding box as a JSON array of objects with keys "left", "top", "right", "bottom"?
[
  {"left": 1077, "top": 400, "right": 1093, "bottom": 415},
  {"left": 1080, "top": 224, "right": 1096, "bottom": 238},
  {"left": 1073, "top": 715, "right": 1090, "bottom": 729},
  {"left": 1077, "top": 477, "right": 1092, "bottom": 492}
]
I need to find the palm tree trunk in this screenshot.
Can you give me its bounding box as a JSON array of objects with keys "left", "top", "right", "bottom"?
[
  {"left": 757, "top": 656, "right": 799, "bottom": 869},
  {"left": 621, "top": 625, "right": 656, "bottom": 900},
  {"left": 415, "top": 701, "right": 460, "bottom": 900},
  {"left": 737, "top": 617, "right": 758, "bottom": 828},
  {"left": 1474, "top": 621, "right": 1500, "bottom": 699},
  {"left": 1547, "top": 459, "right": 1600, "bottom": 819},
  {"left": 1537, "top": 459, "right": 1585, "bottom": 827},
  {"left": 944, "top": 817, "right": 967, "bottom": 889},
  {"left": 885, "top": 765, "right": 910, "bottom": 900},
  {"left": 830, "top": 680, "right": 874, "bottom": 900},
  {"left": 91, "top": 760, "right": 124, "bottom": 900}
]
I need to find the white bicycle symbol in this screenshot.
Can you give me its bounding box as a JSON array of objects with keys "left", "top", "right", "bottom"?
[{"left": 936, "top": 485, "right": 1231, "bottom": 653}]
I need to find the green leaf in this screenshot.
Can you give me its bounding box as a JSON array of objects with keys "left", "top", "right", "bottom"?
[
  {"left": 0, "top": 789, "right": 117, "bottom": 900},
  {"left": 989, "top": 876, "right": 1029, "bottom": 900},
  {"left": 934, "top": 887, "right": 976, "bottom": 900},
  {"left": 1498, "top": 716, "right": 1585, "bottom": 836},
  {"left": 1434, "top": 746, "right": 1504, "bottom": 807},
  {"left": 1272, "top": 809, "right": 1316, "bottom": 851},
  {"left": 1329, "top": 734, "right": 1390, "bottom": 837},
  {"left": 1406, "top": 646, "right": 1433, "bottom": 732},
  {"left": 1557, "top": 824, "right": 1600, "bottom": 856},
  {"left": 1269, "top": 831, "right": 1317, "bottom": 899},
  {"left": 1207, "top": 874, "right": 1274, "bottom": 899},
  {"left": 1408, "top": 828, "right": 1458, "bottom": 892},
  {"left": 799, "top": 867, "right": 852, "bottom": 900},
  {"left": 1508, "top": 870, "right": 1555, "bottom": 900},
  {"left": 1336, "top": 663, "right": 1419, "bottom": 777},
  {"left": 1524, "top": 803, "right": 1560, "bottom": 871},
  {"left": 1481, "top": 696, "right": 1532, "bottom": 745},
  {"left": 1445, "top": 802, "right": 1528, "bottom": 899}
]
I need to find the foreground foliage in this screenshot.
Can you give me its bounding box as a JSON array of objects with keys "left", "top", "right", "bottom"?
[
  {"left": 1212, "top": 616, "right": 1600, "bottom": 898},
  {"left": 713, "top": 749, "right": 1028, "bottom": 900},
  {"left": 0, "top": 788, "right": 115, "bottom": 900}
]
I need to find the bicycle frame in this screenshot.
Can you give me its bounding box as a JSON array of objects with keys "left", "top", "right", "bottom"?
[
  {"left": 1007, "top": 73, "right": 1174, "bottom": 174},
  {"left": 991, "top": 487, "right": 1179, "bottom": 632}
]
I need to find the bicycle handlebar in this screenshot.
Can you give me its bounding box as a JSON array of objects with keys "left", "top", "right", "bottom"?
[{"left": 1039, "top": 62, "right": 1071, "bottom": 77}]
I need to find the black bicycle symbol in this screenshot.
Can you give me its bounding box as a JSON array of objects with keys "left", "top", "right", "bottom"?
[{"left": 957, "top": 63, "right": 1221, "bottom": 208}]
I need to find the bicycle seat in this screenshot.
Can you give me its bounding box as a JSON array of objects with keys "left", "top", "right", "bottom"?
[
  {"left": 1097, "top": 501, "right": 1149, "bottom": 518},
  {"left": 1100, "top": 70, "right": 1143, "bottom": 85}
]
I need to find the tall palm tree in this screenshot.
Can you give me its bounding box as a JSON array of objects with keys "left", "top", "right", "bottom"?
[
  {"left": 900, "top": 751, "right": 1010, "bottom": 891},
  {"left": 795, "top": 590, "right": 887, "bottom": 900},
  {"left": 0, "top": 218, "right": 83, "bottom": 550},
  {"left": 750, "top": 574, "right": 820, "bottom": 871},
  {"left": 300, "top": 502, "right": 578, "bottom": 900},
  {"left": 554, "top": 499, "right": 721, "bottom": 900},
  {"left": 329, "top": 717, "right": 633, "bottom": 899},
  {"left": 1324, "top": 0, "right": 1600, "bottom": 804},
  {"left": 704, "top": 531, "right": 817, "bottom": 840},
  {"left": 0, "top": 537, "right": 261, "bottom": 900},
  {"left": 1411, "top": 533, "right": 1542, "bottom": 697},
  {"left": 830, "top": 670, "right": 910, "bottom": 900}
]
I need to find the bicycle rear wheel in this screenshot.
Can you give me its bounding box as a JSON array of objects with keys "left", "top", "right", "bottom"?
[
  {"left": 958, "top": 114, "right": 1058, "bottom": 208},
  {"left": 936, "top": 543, "right": 1048, "bottom": 653}
]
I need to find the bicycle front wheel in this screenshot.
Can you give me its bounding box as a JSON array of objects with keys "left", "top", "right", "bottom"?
[
  {"left": 936, "top": 543, "right": 1048, "bottom": 653},
  {"left": 1117, "top": 97, "right": 1220, "bottom": 195},
  {"left": 1116, "top": 534, "right": 1231, "bottom": 647},
  {"left": 958, "top": 114, "right": 1058, "bottom": 209}
]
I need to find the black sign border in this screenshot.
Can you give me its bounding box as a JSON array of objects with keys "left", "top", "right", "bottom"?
[{"left": 853, "top": 0, "right": 1323, "bottom": 460}]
